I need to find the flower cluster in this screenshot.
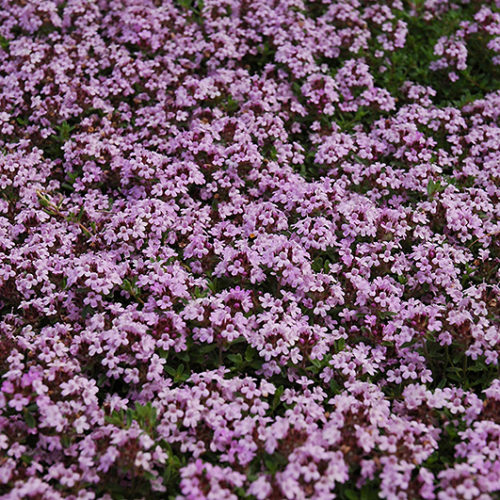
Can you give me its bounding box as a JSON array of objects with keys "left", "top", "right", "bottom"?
[{"left": 0, "top": 0, "right": 499, "bottom": 499}]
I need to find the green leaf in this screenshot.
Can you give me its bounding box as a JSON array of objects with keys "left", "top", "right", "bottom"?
[
  {"left": 227, "top": 353, "right": 243, "bottom": 366},
  {"left": 329, "top": 379, "right": 341, "bottom": 394},
  {"left": 250, "top": 357, "right": 263, "bottom": 369},
  {"left": 199, "top": 343, "right": 217, "bottom": 354},
  {"left": 335, "top": 338, "right": 345, "bottom": 351},
  {"left": 143, "top": 470, "right": 156, "bottom": 481},
  {"left": 401, "top": 340, "right": 417, "bottom": 348},
  {"left": 0, "top": 35, "right": 9, "bottom": 51},
  {"left": 126, "top": 409, "right": 133, "bottom": 427},
  {"left": 268, "top": 145, "right": 278, "bottom": 161},
  {"left": 177, "top": 351, "right": 190, "bottom": 362},
  {"left": 224, "top": 95, "right": 240, "bottom": 113},
  {"left": 427, "top": 179, "right": 435, "bottom": 196},
  {"left": 292, "top": 81, "right": 302, "bottom": 95},
  {"left": 24, "top": 410, "right": 36, "bottom": 428},
  {"left": 468, "top": 362, "right": 486, "bottom": 372},
  {"left": 263, "top": 452, "right": 287, "bottom": 474},
  {"left": 228, "top": 336, "right": 247, "bottom": 346},
  {"left": 61, "top": 435, "right": 71, "bottom": 447},
  {"left": 82, "top": 305, "right": 95, "bottom": 319},
  {"left": 193, "top": 286, "right": 208, "bottom": 298},
  {"left": 312, "top": 257, "right": 323, "bottom": 272},
  {"left": 344, "top": 490, "right": 359, "bottom": 500},
  {"left": 105, "top": 411, "right": 124, "bottom": 427},
  {"left": 165, "top": 365, "right": 177, "bottom": 376},
  {"left": 20, "top": 454, "right": 33, "bottom": 464},
  {"left": 97, "top": 374, "right": 107, "bottom": 387},
  {"left": 244, "top": 346, "right": 255, "bottom": 362},
  {"left": 361, "top": 485, "right": 380, "bottom": 500},
  {"left": 427, "top": 179, "right": 444, "bottom": 197},
  {"left": 56, "top": 121, "right": 75, "bottom": 142},
  {"left": 272, "top": 385, "right": 284, "bottom": 411}
]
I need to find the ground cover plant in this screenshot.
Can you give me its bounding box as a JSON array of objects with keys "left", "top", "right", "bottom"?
[{"left": 0, "top": 0, "right": 499, "bottom": 498}]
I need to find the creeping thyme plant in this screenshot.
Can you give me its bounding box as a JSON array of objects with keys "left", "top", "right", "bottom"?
[{"left": 0, "top": 0, "right": 499, "bottom": 499}]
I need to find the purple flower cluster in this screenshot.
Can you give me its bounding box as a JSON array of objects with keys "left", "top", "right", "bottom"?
[{"left": 0, "top": 0, "right": 499, "bottom": 498}]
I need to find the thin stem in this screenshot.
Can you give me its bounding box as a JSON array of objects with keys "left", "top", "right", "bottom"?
[{"left": 37, "top": 190, "right": 93, "bottom": 237}]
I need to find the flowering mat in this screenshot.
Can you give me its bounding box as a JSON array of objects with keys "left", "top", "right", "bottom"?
[{"left": 1, "top": 0, "right": 500, "bottom": 499}]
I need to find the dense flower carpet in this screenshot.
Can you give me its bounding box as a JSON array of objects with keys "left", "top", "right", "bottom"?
[{"left": 0, "top": 0, "right": 499, "bottom": 498}]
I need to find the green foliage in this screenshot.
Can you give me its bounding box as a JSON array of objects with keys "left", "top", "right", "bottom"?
[
  {"left": 223, "top": 95, "right": 240, "bottom": 113},
  {"left": 41, "top": 121, "right": 76, "bottom": 160},
  {"left": 23, "top": 404, "right": 38, "bottom": 429},
  {"left": 160, "top": 336, "right": 263, "bottom": 387},
  {"left": 0, "top": 35, "right": 9, "bottom": 51},
  {"left": 422, "top": 336, "right": 498, "bottom": 393},
  {"left": 421, "top": 420, "right": 466, "bottom": 475},
  {"left": 120, "top": 277, "right": 144, "bottom": 304},
  {"left": 337, "top": 480, "right": 381, "bottom": 500},
  {"left": 55, "top": 121, "right": 75, "bottom": 143},
  {"left": 240, "top": 40, "right": 276, "bottom": 73},
  {"left": 165, "top": 362, "right": 190, "bottom": 383},
  {"left": 373, "top": 6, "right": 500, "bottom": 107},
  {"left": 174, "top": 0, "right": 205, "bottom": 24},
  {"left": 105, "top": 402, "right": 157, "bottom": 433},
  {"left": 427, "top": 179, "right": 445, "bottom": 197},
  {"left": 262, "top": 451, "right": 288, "bottom": 475}
]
